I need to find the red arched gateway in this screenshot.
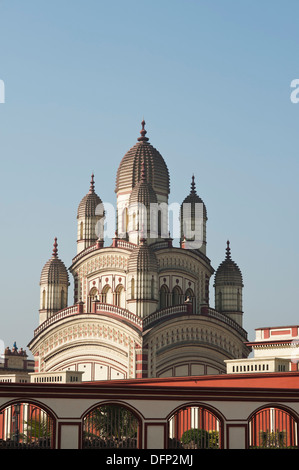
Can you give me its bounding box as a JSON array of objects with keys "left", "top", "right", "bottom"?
[
  {"left": 82, "top": 402, "right": 142, "bottom": 449},
  {"left": 167, "top": 403, "right": 223, "bottom": 449},
  {"left": 0, "top": 401, "right": 55, "bottom": 449},
  {"left": 248, "top": 405, "right": 299, "bottom": 449}
]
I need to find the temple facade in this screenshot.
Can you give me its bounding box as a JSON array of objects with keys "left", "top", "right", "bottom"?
[{"left": 28, "top": 121, "right": 250, "bottom": 381}]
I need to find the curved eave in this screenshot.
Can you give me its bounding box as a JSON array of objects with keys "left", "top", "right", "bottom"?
[
  {"left": 144, "top": 310, "right": 249, "bottom": 344},
  {"left": 154, "top": 246, "right": 214, "bottom": 275},
  {"left": 69, "top": 244, "right": 136, "bottom": 273},
  {"left": 28, "top": 311, "right": 142, "bottom": 352}
]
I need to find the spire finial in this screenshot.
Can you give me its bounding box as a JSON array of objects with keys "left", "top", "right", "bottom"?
[
  {"left": 190, "top": 174, "right": 196, "bottom": 194},
  {"left": 138, "top": 119, "right": 149, "bottom": 142},
  {"left": 89, "top": 173, "right": 95, "bottom": 194},
  {"left": 226, "top": 240, "right": 231, "bottom": 259},
  {"left": 52, "top": 237, "right": 58, "bottom": 258}
]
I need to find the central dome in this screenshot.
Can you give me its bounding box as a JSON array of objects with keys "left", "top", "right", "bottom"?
[{"left": 115, "top": 121, "right": 170, "bottom": 196}]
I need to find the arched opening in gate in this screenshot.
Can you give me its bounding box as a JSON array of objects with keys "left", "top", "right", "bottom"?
[
  {"left": 0, "top": 401, "right": 55, "bottom": 449},
  {"left": 168, "top": 404, "right": 222, "bottom": 449},
  {"left": 248, "top": 406, "right": 299, "bottom": 449},
  {"left": 83, "top": 403, "right": 141, "bottom": 449}
]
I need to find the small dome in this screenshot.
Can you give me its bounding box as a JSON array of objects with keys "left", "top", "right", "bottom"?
[
  {"left": 129, "top": 160, "right": 158, "bottom": 207},
  {"left": 40, "top": 238, "right": 69, "bottom": 286},
  {"left": 128, "top": 239, "right": 158, "bottom": 272},
  {"left": 181, "top": 175, "right": 207, "bottom": 220},
  {"left": 115, "top": 121, "right": 170, "bottom": 195},
  {"left": 77, "top": 174, "right": 103, "bottom": 219},
  {"left": 214, "top": 241, "right": 243, "bottom": 286}
]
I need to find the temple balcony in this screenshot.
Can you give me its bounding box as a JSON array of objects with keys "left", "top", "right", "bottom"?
[{"left": 33, "top": 302, "right": 247, "bottom": 340}]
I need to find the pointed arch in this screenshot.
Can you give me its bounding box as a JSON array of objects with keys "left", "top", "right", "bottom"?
[
  {"left": 115, "top": 284, "right": 125, "bottom": 308},
  {"left": 185, "top": 287, "right": 196, "bottom": 312},
  {"left": 159, "top": 284, "right": 169, "bottom": 309},
  {"left": 101, "top": 284, "right": 112, "bottom": 304},
  {"left": 88, "top": 286, "right": 98, "bottom": 312},
  {"left": 172, "top": 285, "right": 183, "bottom": 306}
]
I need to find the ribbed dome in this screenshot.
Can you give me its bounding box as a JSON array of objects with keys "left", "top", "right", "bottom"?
[
  {"left": 40, "top": 238, "right": 69, "bottom": 286},
  {"left": 115, "top": 121, "right": 170, "bottom": 195},
  {"left": 129, "top": 160, "right": 158, "bottom": 207},
  {"left": 128, "top": 239, "right": 158, "bottom": 272},
  {"left": 181, "top": 175, "right": 207, "bottom": 220},
  {"left": 214, "top": 241, "right": 243, "bottom": 286},
  {"left": 77, "top": 174, "right": 103, "bottom": 219}
]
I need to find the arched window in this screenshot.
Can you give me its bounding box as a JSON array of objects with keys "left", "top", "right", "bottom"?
[
  {"left": 83, "top": 404, "right": 140, "bottom": 449},
  {"left": 88, "top": 287, "right": 98, "bottom": 312},
  {"left": 185, "top": 288, "right": 196, "bottom": 312},
  {"left": 159, "top": 284, "right": 169, "bottom": 309},
  {"left": 122, "top": 207, "right": 129, "bottom": 234},
  {"left": 101, "top": 285, "right": 112, "bottom": 304},
  {"left": 168, "top": 405, "right": 222, "bottom": 449},
  {"left": 80, "top": 221, "right": 83, "bottom": 240},
  {"left": 151, "top": 277, "right": 155, "bottom": 300},
  {"left": 60, "top": 289, "right": 65, "bottom": 309},
  {"left": 172, "top": 285, "right": 183, "bottom": 306},
  {"left": 0, "top": 402, "right": 55, "bottom": 449},
  {"left": 42, "top": 289, "right": 46, "bottom": 310},
  {"left": 115, "top": 285, "right": 125, "bottom": 308},
  {"left": 249, "top": 406, "right": 298, "bottom": 448},
  {"left": 131, "top": 278, "right": 135, "bottom": 300}
]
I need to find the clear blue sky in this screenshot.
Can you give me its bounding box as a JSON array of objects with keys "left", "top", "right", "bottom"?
[{"left": 0, "top": 0, "right": 298, "bottom": 356}]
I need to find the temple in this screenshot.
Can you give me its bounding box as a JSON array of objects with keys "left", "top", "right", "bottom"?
[{"left": 27, "top": 121, "right": 250, "bottom": 380}]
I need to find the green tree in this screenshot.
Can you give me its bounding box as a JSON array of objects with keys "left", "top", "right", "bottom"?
[
  {"left": 84, "top": 405, "right": 138, "bottom": 448},
  {"left": 181, "top": 428, "right": 210, "bottom": 448}
]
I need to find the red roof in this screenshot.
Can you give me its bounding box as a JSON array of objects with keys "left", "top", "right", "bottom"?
[{"left": 84, "top": 371, "right": 299, "bottom": 390}]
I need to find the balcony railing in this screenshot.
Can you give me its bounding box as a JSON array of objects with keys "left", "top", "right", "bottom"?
[
  {"left": 201, "top": 306, "right": 248, "bottom": 339},
  {"left": 93, "top": 302, "right": 143, "bottom": 329},
  {"left": 143, "top": 304, "right": 193, "bottom": 329},
  {"left": 34, "top": 303, "right": 247, "bottom": 339},
  {"left": 34, "top": 303, "right": 191, "bottom": 337},
  {"left": 34, "top": 304, "right": 84, "bottom": 337},
  {"left": 72, "top": 243, "right": 98, "bottom": 264}
]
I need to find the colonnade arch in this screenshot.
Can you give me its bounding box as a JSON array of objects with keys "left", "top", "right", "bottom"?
[
  {"left": 159, "top": 285, "right": 195, "bottom": 310},
  {"left": 82, "top": 401, "right": 142, "bottom": 449},
  {"left": 0, "top": 400, "right": 56, "bottom": 449},
  {"left": 0, "top": 397, "right": 299, "bottom": 449},
  {"left": 167, "top": 402, "right": 224, "bottom": 449},
  {"left": 248, "top": 404, "right": 299, "bottom": 449}
]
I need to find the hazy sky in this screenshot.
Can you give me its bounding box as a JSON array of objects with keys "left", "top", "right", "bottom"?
[{"left": 0, "top": 0, "right": 298, "bottom": 356}]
